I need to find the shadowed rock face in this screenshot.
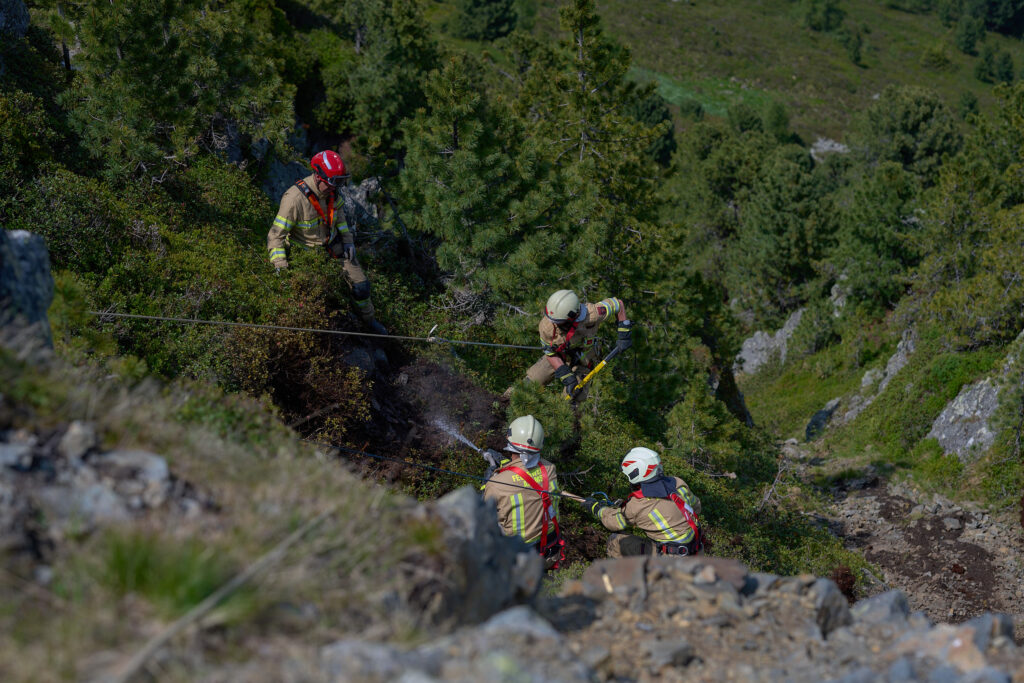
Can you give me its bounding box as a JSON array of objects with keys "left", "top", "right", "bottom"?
[
  {"left": 0, "top": 229, "right": 54, "bottom": 349},
  {"left": 0, "top": 0, "right": 29, "bottom": 39}
]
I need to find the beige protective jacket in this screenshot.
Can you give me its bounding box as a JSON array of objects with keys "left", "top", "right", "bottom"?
[
  {"left": 539, "top": 297, "right": 622, "bottom": 361},
  {"left": 483, "top": 456, "right": 560, "bottom": 545},
  {"left": 597, "top": 477, "right": 702, "bottom": 544},
  {"left": 267, "top": 174, "right": 353, "bottom": 264}
]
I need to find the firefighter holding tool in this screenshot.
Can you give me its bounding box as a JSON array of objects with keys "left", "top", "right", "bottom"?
[{"left": 513, "top": 289, "right": 632, "bottom": 402}]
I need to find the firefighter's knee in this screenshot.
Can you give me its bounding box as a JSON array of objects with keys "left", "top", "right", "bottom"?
[{"left": 352, "top": 280, "right": 371, "bottom": 302}]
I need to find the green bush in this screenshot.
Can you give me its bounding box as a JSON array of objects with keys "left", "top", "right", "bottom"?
[
  {"left": 909, "top": 437, "right": 963, "bottom": 489},
  {"left": 10, "top": 167, "right": 130, "bottom": 273}
]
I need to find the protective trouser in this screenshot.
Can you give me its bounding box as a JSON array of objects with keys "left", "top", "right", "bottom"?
[
  {"left": 340, "top": 255, "right": 374, "bottom": 323},
  {"left": 524, "top": 350, "right": 596, "bottom": 401},
  {"left": 606, "top": 533, "right": 701, "bottom": 558}
]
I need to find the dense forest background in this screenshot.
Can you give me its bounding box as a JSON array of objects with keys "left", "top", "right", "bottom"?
[{"left": 3, "top": 0, "right": 1024, "bottom": 581}]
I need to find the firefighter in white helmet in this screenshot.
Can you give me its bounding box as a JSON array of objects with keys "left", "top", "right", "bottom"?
[
  {"left": 482, "top": 415, "right": 564, "bottom": 569},
  {"left": 586, "top": 447, "right": 703, "bottom": 558},
  {"left": 514, "top": 289, "right": 632, "bottom": 402}
]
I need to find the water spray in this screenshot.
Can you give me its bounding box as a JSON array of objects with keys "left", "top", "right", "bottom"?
[{"left": 432, "top": 417, "right": 482, "bottom": 453}]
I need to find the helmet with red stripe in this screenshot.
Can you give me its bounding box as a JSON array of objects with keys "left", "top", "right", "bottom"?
[
  {"left": 310, "top": 150, "right": 349, "bottom": 189},
  {"left": 506, "top": 415, "right": 544, "bottom": 468},
  {"left": 621, "top": 446, "right": 661, "bottom": 484}
]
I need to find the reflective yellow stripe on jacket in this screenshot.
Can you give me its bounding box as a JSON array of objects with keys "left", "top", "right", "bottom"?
[{"left": 649, "top": 509, "right": 685, "bottom": 542}]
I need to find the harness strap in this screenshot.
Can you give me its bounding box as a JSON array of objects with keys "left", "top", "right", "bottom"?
[
  {"left": 499, "top": 464, "right": 565, "bottom": 567},
  {"left": 295, "top": 179, "right": 335, "bottom": 233}
]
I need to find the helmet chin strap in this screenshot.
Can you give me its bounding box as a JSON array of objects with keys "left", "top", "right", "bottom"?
[{"left": 505, "top": 444, "right": 541, "bottom": 468}]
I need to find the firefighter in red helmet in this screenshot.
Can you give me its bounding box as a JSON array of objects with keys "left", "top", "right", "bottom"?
[{"left": 267, "top": 150, "right": 386, "bottom": 335}]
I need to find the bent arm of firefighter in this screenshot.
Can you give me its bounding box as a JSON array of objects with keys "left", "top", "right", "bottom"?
[
  {"left": 594, "top": 297, "right": 632, "bottom": 353},
  {"left": 333, "top": 209, "right": 355, "bottom": 248},
  {"left": 595, "top": 297, "right": 628, "bottom": 324},
  {"left": 674, "top": 477, "right": 702, "bottom": 516},
  {"left": 594, "top": 502, "right": 629, "bottom": 532},
  {"left": 267, "top": 201, "right": 301, "bottom": 267}
]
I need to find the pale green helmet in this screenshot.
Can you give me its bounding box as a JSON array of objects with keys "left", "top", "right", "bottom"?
[
  {"left": 544, "top": 289, "right": 586, "bottom": 324},
  {"left": 507, "top": 415, "right": 544, "bottom": 462}
]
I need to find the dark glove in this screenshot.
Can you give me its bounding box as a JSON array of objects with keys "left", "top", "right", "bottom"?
[
  {"left": 343, "top": 243, "right": 356, "bottom": 261},
  {"left": 616, "top": 319, "right": 633, "bottom": 353},
  {"left": 584, "top": 496, "right": 610, "bottom": 517},
  {"left": 554, "top": 364, "right": 578, "bottom": 396},
  {"left": 482, "top": 448, "right": 502, "bottom": 469}
]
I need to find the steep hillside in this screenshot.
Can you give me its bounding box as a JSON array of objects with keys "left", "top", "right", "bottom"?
[{"left": 535, "top": 0, "right": 1024, "bottom": 140}]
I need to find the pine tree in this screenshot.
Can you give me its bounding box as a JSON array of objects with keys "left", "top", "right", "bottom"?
[
  {"left": 502, "top": 0, "right": 666, "bottom": 298},
  {"left": 344, "top": 0, "right": 438, "bottom": 160},
  {"left": 976, "top": 43, "right": 998, "bottom": 81},
  {"left": 730, "top": 145, "right": 838, "bottom": 319},
  {"left": 400, "top": 53, "right": 548, "bottom": 302},
  {"left": 832, "top": 161, "right": 922, "bottom": 310},
  {"left": 847, "top": 84, "right": 962, "bottom": 186},
  {"left": 448, "top": 0, "right": 517, "bottom": 41},
  {"left": 42, "top": 0, "right": 293, "bottom": 180}
]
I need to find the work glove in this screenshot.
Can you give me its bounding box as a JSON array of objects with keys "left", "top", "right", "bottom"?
[
  {"left": 342, "top": 243, "right": 356, "bottom": 261},
  {"left": 273, "top": 259, "right": 288, "bottom": 273},
  {"left": 616, "top": 319, "right": 633, "bottom": 353},
  {"left": 584, "top": 496, "right": 610, "bottom": 518},
  {"left": 554, "top": 364, "right": 578, "bottom": 397},
  {"left": 482, "top": 448, "right": 502, "bottom": 469}
]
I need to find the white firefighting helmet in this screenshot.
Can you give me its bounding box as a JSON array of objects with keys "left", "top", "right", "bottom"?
[{"left": 621, "top": 446, "right": 662, "bottom": 484}]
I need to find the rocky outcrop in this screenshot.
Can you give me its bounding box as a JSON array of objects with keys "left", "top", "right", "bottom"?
[
  {"left": 403, "top": 486, "right": 544, "bottom": 629},
  {"left": 317, "top": 554, "right": 1024, "bottom": 682},
  {"left": 338, "top": 176, "right": 381, "bottom": 232},
  {"left": 925, "top": 330, "right": 1024, "bottom": 463},
  {"left": 320, "top": 606, "right": 591, "bottom": 683},
  {"left": 878, "top": 328, "right": 917, "bottom": 394},
  {"left": 926, "top": 378, "right": 1000, "bottom": 463},
  {"left": 0, "top": 421, "right": 208, "bottom": 557},
  {"left": 734, "top": 308, "right": 804, "bottom": 375},
  {"left": 809, "top": 329, "right": 918, "bottom": 437},
  {"left": 811, "top": 137, "right": 850, "bottom": 163},
  {"left": 0, "top": 229, "right": 54, "bottom": 350}
]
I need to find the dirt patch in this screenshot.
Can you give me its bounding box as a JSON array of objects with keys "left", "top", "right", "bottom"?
[
  {"left": 830, "top": 483, "right": 1024, "bottom": 630},
  {"left": 395, "top": 361, "right": 505, "bottom": 453}
]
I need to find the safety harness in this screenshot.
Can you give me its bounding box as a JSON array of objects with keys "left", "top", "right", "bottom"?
[
  {"left": 626, "top": 488, "right": 702, "bottom": 555},
  {"left": 295, "top": 178, "right": 335, "bottom": 231},
  {"left": 498, "top": 463, "right": 566, "bottom": 568}
]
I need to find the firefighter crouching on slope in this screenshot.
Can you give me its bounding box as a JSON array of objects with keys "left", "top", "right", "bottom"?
[
  {"left": 267, "top": 150, "right": 388, "bottom": 335},
  {"left": 481, "top": 415, "right": 565, "bottom": 569},
  {"left": 586, "top": 447, "right": 703, "bottom": 558},
  {"left": 515, "top": 289, "right": 632, "bottom": 402}
]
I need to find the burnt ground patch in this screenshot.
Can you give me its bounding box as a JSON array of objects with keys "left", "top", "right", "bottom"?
[{"left": 830, "top": 485, "right": 1022, "bottom": 627}]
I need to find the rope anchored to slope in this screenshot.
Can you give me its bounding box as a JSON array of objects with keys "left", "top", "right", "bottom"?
[{"left": 88, "top": 311, "right": 542, "bottom": 351}]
